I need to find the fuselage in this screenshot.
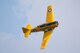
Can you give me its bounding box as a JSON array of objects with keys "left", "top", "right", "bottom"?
[{"left": 31, "top": 21, "right": 59, "bottom": 32}]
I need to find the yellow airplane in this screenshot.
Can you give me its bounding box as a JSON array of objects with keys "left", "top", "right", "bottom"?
[{"left": 22, "top": 5, "right": 59, "bottom": 49}]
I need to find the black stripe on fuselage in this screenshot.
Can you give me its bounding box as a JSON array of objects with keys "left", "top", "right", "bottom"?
[
  {"left": 38, "top": 21, "right": 58, "bottom": 27},
  {"left": 46, "top": 21, "right": 58, "bottom": 26}
]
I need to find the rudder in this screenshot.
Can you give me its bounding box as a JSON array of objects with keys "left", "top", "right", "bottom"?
[{"left": 22, "top": 24, "right": 32, "bottom": 38}]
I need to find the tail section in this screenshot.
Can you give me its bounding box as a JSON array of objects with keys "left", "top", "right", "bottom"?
[{"left": 22, "top": 24, "right": 32, "bottom": 38}]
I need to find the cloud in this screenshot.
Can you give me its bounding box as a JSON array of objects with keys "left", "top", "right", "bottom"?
[
  {"left": 12, "top": 0, "right": 53, "bottom": 26},
  {"left": 0, "top": 32, "right": 17, "bottom": 46},
  {"left": 12, "top": 0, "right": 32, "bottom": 20},
  {"left": 0, "top": 32, "right": 30, "bottom": 53},
  {"left": 1, "top": 0, "right": 80, "bottom": 53},
  {"left": 0, "top": 32, "right": 43, "bottom": 53}
]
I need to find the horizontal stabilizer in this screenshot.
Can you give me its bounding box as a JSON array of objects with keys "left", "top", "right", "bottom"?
[{"left": 22, "top": 24, "right": 32, "bottom": 38}]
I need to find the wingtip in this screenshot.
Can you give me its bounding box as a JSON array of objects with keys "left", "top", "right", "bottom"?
[
  {"left": 24, "top": 34, "right": 29, "bottom": 38},
  {"left": 48, "top": 5, "right": 53, "bottom": 8},
  {"left": 41, "top": 47, "right": 45, "bottom": 49},
  {"left": 41, "top": 45, "right": 46, "bottom": 49}
]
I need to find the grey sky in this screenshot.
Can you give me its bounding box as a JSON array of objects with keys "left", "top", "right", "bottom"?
[{"left": 0, "top": 0, "right": 80, "bottom": 53}]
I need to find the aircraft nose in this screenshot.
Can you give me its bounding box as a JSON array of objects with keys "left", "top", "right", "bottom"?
[
  {"left": 56, "top": 22, "right": 59, "bottom": 27},
  {"left": 55, "top": 21, "right": 59, "bottom": 27}
]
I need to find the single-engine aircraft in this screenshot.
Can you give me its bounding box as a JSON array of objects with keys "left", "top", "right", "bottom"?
[{"left": 22, "top": 5, "right": 59, "bottom": 49}]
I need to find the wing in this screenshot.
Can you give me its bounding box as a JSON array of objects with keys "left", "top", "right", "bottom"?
[
  {"left": 41, "top": 30, "right": 53, "bottom": 49},
  {"left": 46, "top": 5, "right": 55, "bottom": 23}
]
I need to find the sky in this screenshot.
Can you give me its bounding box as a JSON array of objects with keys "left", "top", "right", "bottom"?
[{"left": 0, "top": 0, "right": 80, "bottom": 53}]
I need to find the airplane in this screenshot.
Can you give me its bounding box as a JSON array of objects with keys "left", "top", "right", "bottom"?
[{"left": 22, "top": 5, "right": 59, "bottom": 49}]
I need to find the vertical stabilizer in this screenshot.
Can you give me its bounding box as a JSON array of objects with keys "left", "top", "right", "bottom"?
[{"left": 22, "top": 24, "right": 32, "bottom": 38}]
